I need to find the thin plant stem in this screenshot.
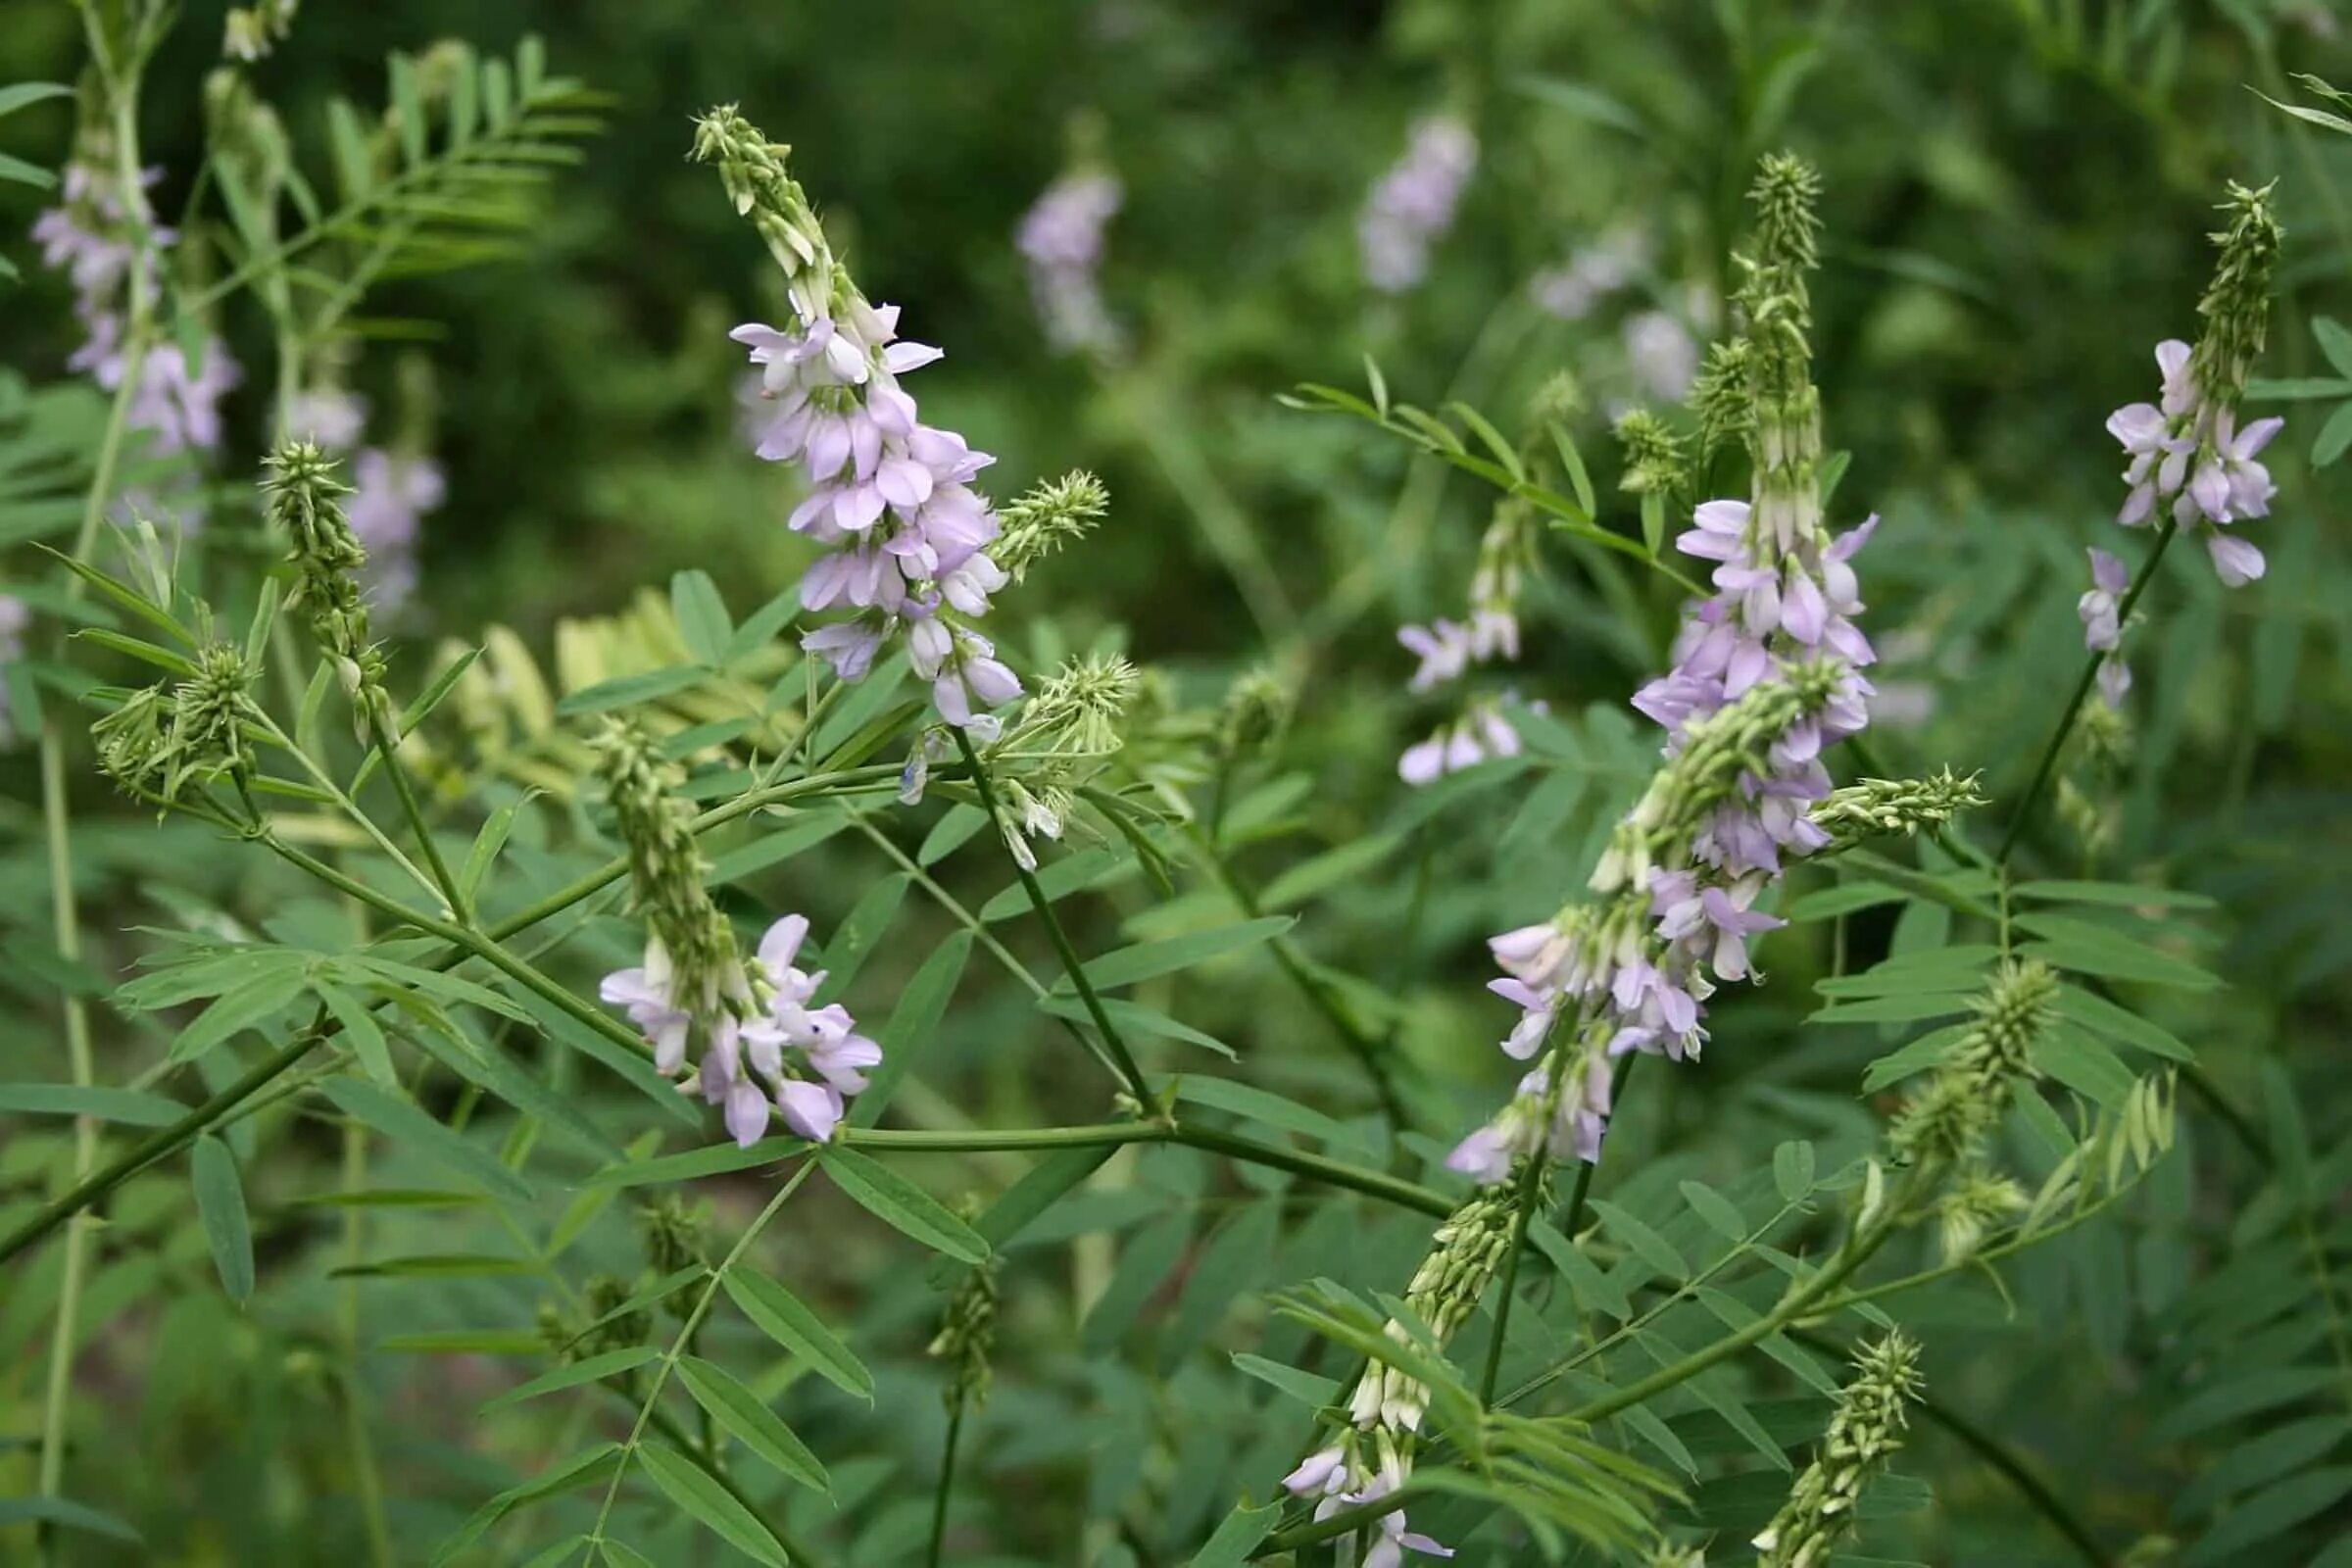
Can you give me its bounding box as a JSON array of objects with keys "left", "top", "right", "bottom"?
[
  {"left": 1997, "top": 517, "right": 2179, "bottom": 862},
  {"left": 1479, "top": 1147, "right": 1550, "bottom": 1404},
  {"left": 368, "top": 706, "right": 465, "bottom": 915},
  {"left": 926, "top": 1398, "right": 966, "bottom": 1568},
  {"left": 580, "top": 1162, "right": 815, "bottom": 1562},
  {"left": 951, "top": 727, "right": 1154, "bottom": 1106},
  {"left": 339, "top": 1114, "right": 395, "bottom": 1568},
  {"left": 34, "top": 39, "right": 158, "bottom": 1531}
]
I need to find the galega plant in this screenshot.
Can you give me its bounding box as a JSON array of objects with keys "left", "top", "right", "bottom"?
[{"left": 0, "top": 6, "right": 2332, "bottom": 1567}]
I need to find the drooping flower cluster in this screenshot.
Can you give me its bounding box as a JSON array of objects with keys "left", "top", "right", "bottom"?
[
  {"left": 593, "top": 720, "right": 879, "bottom": 1148},
  {"left": 283, "top": 387, "right": 442, "bottom": 613},
  {"left": 2103, "top": 181, "right": 2282, "bottom": 587},
  {"left": 1359, "top": 115, "right": 1477, "bottom": 294},
  {"left": 1283, "top": 1186, "right": 1512, "bottom": 1566},
  {"left": 697, "top": 106, "right": 1025, "bottom": 736},
  {"left": 1016, "top": 170, "right": 1122, "bottom": 357},
  {"left": 37, "top": 134, "right": 240, "bottom": 515},
  {"left": 1448, "top": 156, "right": 1871, "bottom": 1183},
  {"left": 1752, "top": 1333, "right": 1923, "bottom": 1568},
  {"left": 1396, "top": 499, "right": 1538, "bottom": 785}
]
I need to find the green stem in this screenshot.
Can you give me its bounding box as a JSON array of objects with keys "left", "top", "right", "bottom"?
[
  {"left": 339, "top": 1121, "right": 396, "bottom": 1568},
  {"left": 926, "top": 1398, "right": 965, "bottom": 1568},
  {"left": 582, "top": 1162, "right": 814, "bottom": 1562},
  {"left": 1171, "top": 1125, "right": 1453, "bottom": 1219},
  {"left": 1997, "top": 517, "right": 2178, "bottom": 863},
  {"left": 1180, "top": 819, "right": 1407, "bottom": 1132},
  {"left": 34, "top": 47, "right": 158, "bottom": 1529},
  {"left": 368, "top": 706, "right": 465, "bottom": 915},
  {"left": 951, "top": 728, "right": 1153, "bottom": 1106},
  {"left": 1565, "top": 1165, "right": 1932, "bottom": 1426},
  {"left": 1479, "top": 1150, "right": 1550, "bottom": 1405}
]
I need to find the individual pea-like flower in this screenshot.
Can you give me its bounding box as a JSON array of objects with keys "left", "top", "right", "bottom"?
[
  {"left": 1359, "top": 115, "right": 1477, "bottom": 294},
  {"left": 1529, "top": 225, "right": 1649, "bottom": 320},
  {"left": 1396, "top": 618, "right": 1475, "bottom": 692},
  {"left": 2078, "top": 547, "right": 2132, "bottom": 708},
  {"left": 1016, "top": 170, "right": 1122, "bottom": 357}
]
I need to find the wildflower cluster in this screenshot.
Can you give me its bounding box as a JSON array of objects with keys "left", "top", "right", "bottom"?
[
  {"left": 1448, "top": 156, "right": 1872, "bottom": 1183},
  {"left": 1889, "top": 959, "right": 2056, "bottom": 1165},
  {"left": 592, "top": 720, "right": 880, "bottom": 1148},
  {"left": 1016, "top": 169, "right": 1122, "bottom": 358},
  {"left": 36, "top": 123, "right": 239, "bottom": 507},
  {"left": 946, "top": 651, "right": 1142, "bottom": 868},
  {"left": 1283, "top": 1184, "right": 1516, "bottom": 1565},
  {"left": 92, "top": 639, "right": 261, "bottom": 807},
  {"left": 1359, "top": 114, "right": 1477, "bottom": 294},
  {"left": 1753, "top": 1333, "right": 1923, "bottom": 1567},
  {"left": 1396, "top": 495, "right": 1539, "bottom": 785},
  {"left": 697, "top": 105, "right": 1024, "bottom": 734},
  {"left": 283, "top": 386, "right": 443, "bottom": 613},
  {"left": 2104, "top": 182, "right": 2282, "bottom": 588}
]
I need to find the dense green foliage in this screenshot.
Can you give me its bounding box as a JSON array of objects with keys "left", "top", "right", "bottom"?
[{"left": 3, "top": 2, "right": 2351, "bottom": 1565}]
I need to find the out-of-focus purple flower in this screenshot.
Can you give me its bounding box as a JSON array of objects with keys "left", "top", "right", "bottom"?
[
  {"left": 0, "top": 595, "right": 29, "bottom": 746},
  {"left": 1529, "top": 227, "right": 1648, "bottom": 320},
  {"left": 1624, "top": 310, "right": 1699, "bottom": 402},
  {"left": 1016, "top": 171, "right": 1123, "bottom": 357},
  {"left": 346, "top": 450, "right": 444, "bottom": 613},
  {"left": 1359, "top": 115, "right": 1477, "bottom": 294}
]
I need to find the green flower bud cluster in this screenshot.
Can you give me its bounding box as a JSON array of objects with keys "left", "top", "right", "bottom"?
[
  {"left": 928, "top": 1250, "right": 1001, "bottom": 1414},
  {"left": 1690, "top": 337, "right": 1755, "bottom": 470},
  {"left": 1752, "top": 1332, "right": 1922, "bottom": 1568},
  {"left": 592, "top": 718, "right": 745, "bottom": 1023},
  {"left": 1348, "top": 1183, "right": 1515, "bottom": 1435},
  {"left": 1613, "top": 411, "right": 1688, "bottom": 498},
  {"left": 995, "top": 470, "right": 1108, "bottom": 582},
  {"left": 2189, "top": 180, "right": 2282, "bottom": 413},
  {"left": 637, "top": 1193, "right": 709, "bottom": 1290},
  {"left": 1889, "top": 959, "right": 2058, "bottom": 1162},
  {"left": 1809, "top": 769, "right": 1986, "bottom": 854},
  {"left": 1594, "top": 660, "right": 1840, "bottom": 894},
  {"left": 221, "top": 0, "right": 299, "bottom": 63},
  {"left": 1737, "top": 155, "right": 1828, "bottom": 553},
  {"left": 1215, "top": 664, "right": 1292, "bottom": 762},
  {"left": 94, "top": 642, "right": 263, "bottom": 808},
  {"left": 264, "top": 440, "right": 387, "bottom": 708},
  {"left": 690, "top": 105, "right": 843, "bottom": 317}
]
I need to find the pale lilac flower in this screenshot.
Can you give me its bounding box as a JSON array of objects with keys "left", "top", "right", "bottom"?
[
  {"left": 346, "top": 450, "right": 443, "bottom": 613},
  {"left": 1359, "top": 116, "right": 1477, "bottom": 294},
  {"left": 603, "top": 913, "right": 884, "bottom": 1150},
  {"left": 1529, "top": 227, "right": 1648, "bottom": 320},
  {"left": 286, "top": 388, "right": 369, "bottom": 452},
  {"left": 2207, "top": 531, "right": 2266, "bottom": 588},
  {"left": 732, "top": 303, "right": 1020, "bottom": 730},
  {"left": 1017, "top": 171, "right": 1123, "bottom": 356},
  {"left": 1396, "top": 619, "right": 1474, "bottom": 691},
  {"left": 1396, "top": 704, "right": 1519, "bottom": 786},
  {"left": 2109, "top": 335, "right": 2282, "bottom": 586},
  {"left": 2079, "top": 548, "right": 2127, "bottom": 653}
]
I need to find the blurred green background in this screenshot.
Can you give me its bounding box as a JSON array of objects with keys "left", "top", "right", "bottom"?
[{"left": 6, "top": 0, "right": 2352, "bottom": 1563}]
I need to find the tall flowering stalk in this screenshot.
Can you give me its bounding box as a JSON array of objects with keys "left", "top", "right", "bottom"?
[
  {"left": 2087, "top": 181, "right": 2283, "bottom": 710},
  {"left": 695, "top": 105, "right": 1023, "bottom": 735},
  {"left": 1283, "top": 1185, "right": 1516, "bottom": 1564},
  {"left": 1359, "top": 114, "right": 1477, "bottom": 295},
  {"left": 285, "top": 385, "right": 443, "bottom": 614},
  {"left": 593, "top": 720, "right": 880, "bottom": 1148},
  {"left": 1448, "top": 155, "right": 1875, "bottom": 1182},
  {"left": 2104, "top": 182, "right": 2283, "bottom": 588}
]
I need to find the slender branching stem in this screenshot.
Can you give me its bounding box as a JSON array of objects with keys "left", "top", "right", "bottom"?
[
  {"left": 926, "top": 1399, "right": 966, "bottom": 1568},
  {"left": 951, "top": 727, "right": 1154, "bottom": 1106},
  {"left": 368, "top": 707, "right": 466, "bottom": 915}
]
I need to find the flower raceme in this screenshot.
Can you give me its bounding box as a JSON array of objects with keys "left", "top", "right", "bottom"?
[
  {"left": 698, "top": 105, "right": 1024, "bottom": 737},
  {"left": 601, "top": 913, "right": 880, "bottom": 1149},
  {"left": 592, "top": 718, "right": 879, "bottom": 1148},
  {"left": 1017, "top": 169, "right": 1123, "bottom": 357},
  {"left": 2103, "top": 181, "right": 2282, "bottom": 588},
  {"left": 1448, "top": 154, "right": 1872, "bottom": 1185},
  {"left": 1359, "top": 114, "right": 1477, "bottom": 294}
]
